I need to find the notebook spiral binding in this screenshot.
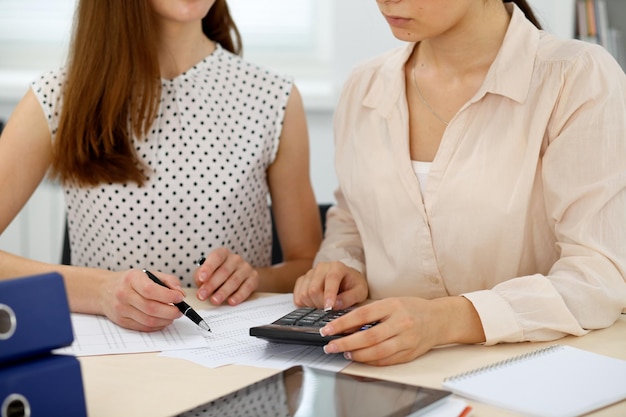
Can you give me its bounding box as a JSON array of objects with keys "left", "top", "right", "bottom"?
[{"left": 443, "top": 344, "right": 563, "bottom": 382}]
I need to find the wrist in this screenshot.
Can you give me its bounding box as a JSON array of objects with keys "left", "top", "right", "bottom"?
[
  {"left": 62, "top": 266, "right": 112, "bottom": 316},
  {"left": 431, "top": 296, "right": 486, "bottom": 345}
]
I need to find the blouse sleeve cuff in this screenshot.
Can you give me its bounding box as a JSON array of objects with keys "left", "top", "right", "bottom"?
[{"left": 462, "top": 290, "right": 524, "bottom": 345}]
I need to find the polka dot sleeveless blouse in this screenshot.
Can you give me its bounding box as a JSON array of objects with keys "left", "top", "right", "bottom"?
[{"left": 32, "top": 45, "right": 293, "bottom": 287}]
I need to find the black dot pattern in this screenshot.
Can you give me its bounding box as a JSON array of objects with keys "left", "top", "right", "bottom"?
[
  {"left": 32, "top": 45, "right": 293, "bottom": 286},
  {"left": 176, "top": 374, "right": 290, "bottom": 417}
]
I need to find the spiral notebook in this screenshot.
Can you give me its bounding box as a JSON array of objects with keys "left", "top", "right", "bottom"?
[{"left": 442, "top": 345, "right": 626, "bottom": 417}]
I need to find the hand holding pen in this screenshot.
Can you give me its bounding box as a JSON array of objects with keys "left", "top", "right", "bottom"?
[{"left": 143, "top": 269, "right": 211, "bottom": 332}]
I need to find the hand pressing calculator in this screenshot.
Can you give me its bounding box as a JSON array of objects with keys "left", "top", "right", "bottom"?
[{"left": 249, "top": 307, "right": 378, "bottom": 346}]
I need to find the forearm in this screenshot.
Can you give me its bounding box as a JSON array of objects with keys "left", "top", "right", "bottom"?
[
  {"left": 431, "top": 296, "right": 486, "bottom": 346},
  {"left": 0, "top": 250, "right": 112, "bottom": 315},
  {"left": 256, "top": 258, "right": 315, "bottom": 293}
]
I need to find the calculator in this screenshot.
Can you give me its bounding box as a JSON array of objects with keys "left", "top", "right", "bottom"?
[{"left": 249, "top": 307, "right": 378, "bottom": 346}]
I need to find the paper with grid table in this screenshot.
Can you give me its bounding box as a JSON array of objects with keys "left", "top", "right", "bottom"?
[{"left": 55, "top": 293, "right": 348, "bottom": 372}]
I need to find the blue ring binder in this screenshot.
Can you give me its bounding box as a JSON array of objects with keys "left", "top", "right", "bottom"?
[
  {"left": 0, "top": 272, "right": 88, "bottom": 417},
  {"left": 1, "top": 393, "right": 30, "bottom": 417},
  {"left": 0, "top": 272, "right": 74, "bottom": 363},
  {"left": 0, "top": 303, "right": 17, "bottom": 340}
]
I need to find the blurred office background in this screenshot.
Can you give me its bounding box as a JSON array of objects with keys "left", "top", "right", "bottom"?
[{"left": 0, "top": 0, "right": 608, "bottom": 263}]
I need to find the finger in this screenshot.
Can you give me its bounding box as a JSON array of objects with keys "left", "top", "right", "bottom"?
[
  {"left": 306, "top": 265, "right": 336, "bottom": 309},
  {"left": 224, "top": 270, "right": 258, "bottom": 306},
  {"left": 115, "top": 315, "right": 164, "bottom": 332},
  {"left": 325, "top": 318, "right": 390, "bottom": 349},
  {"left": 343, "top": 320, "right": 430, "bottom": 366},
  {"left": 116, "top": 305, "right": 179, "bottom": 332},
  {"left": 293, "top": 275, "right": 305, "bottom": 305},
  {"left": 322, "top": 263, "right": 344, "bottom": 310},
  {"left": 334, "top": 286, "right": 367, "bottom": 310},
  {"left": 320, "top": 303, "right": 383, "bottom": 338},
  {"left": 293, "top": 270, "right": 317, "bottom": 307},
  {"left": 115, "top": 290, "right": 182, "bottom": 330},
  {"left": 195, "top": 248, "right": 229, "bottom": 285},
  {"left": 129, "top": 271, "right": 187, "bottom": 323},
  {"left": 133, "top": 271, "right": 186, "bottom": 304},
  {"left": 158, "top": 274, "right": 186, "bottom": 296},
  {"left": 345, "top": 336, "right": 418, "bottom": 366},
  {"left": 196, "top": 256, "right": 236, "bottom": 301},
  {"left": 320, "top": 320, "right": 397, "bottom": 366},
  {"left": 324, "top": 261, "right": 366, "bottom": 310},
  {"left": 147, "top": 271, "right": 186, "bottom": 299},
  {"left": 210, "top": 263, "right": 258, "bottom": 305},
  {"left": 198, "top": 252, "right": 254, "bottom": 304}
]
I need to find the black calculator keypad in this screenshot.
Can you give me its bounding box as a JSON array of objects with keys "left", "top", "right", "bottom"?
[{"left": 249, "top": 307, "right": 377, "bottom": 346}]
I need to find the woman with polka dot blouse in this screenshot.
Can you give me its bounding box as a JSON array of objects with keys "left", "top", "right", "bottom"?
[{"left": 0, "top": 0, "right": 322, "bottom": 332}]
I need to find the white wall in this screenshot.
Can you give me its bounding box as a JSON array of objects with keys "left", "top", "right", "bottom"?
[
  {"left": 527, "top": 0, "right": 575, "bottom": 39},
  {"left": 303, "top": 0, "right": 403, "bottom": 204}
]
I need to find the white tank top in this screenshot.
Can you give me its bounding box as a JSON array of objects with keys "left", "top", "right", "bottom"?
[{"left": 411, "top": 160, "right": 432, "bottom": 192}]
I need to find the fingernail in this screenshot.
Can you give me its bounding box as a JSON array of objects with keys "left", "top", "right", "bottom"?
[
  {"left": 335, "top": 299, "right": 343, "bottom": 309},
  {"left": 174, "top": 293, "right": 184, "bottom": 303},
  {"left": 320, "top": 324, "right": 333, "bottom": 337},
  {"left": 343, "top": 352, "right": 352, "bottom": 361},
  {"left": 198, "top": 289, "right": 207, "bottom": 300},
  {"left": 211, "top": 294, "right": 222, "bottom": 304},
  {"left": 198, "top": 272, "right": 207, "bottom": 283},
  {"left": 323, "top": 343, "right": 337, "bottom": 354},
  {"left": 324, "top": 299, "right": 333, "bottom": 311}
]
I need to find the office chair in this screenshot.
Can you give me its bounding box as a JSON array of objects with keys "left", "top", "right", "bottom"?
[
  {"left": 61, "top": 221, "right": 71, "bottom": 265},
  {"left": 61, "top": 204, "right": 332, "bottom": 266},
  {"left": 271, "top": 203, "right": 331, "bottom": 264}
]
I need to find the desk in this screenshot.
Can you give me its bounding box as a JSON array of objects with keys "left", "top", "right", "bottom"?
[{"left": 79, "top": 293, "right": 626, "bottom": 417}]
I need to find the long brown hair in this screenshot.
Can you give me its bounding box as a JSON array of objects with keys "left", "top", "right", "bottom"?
[
  {"left": 51, "top": 0, "right": 242, "bottom": 187},
  {"left": 507, "top": 0, "right": 542, "bottom": 29}
]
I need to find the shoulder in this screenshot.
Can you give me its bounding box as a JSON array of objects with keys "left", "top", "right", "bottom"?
[
  {"left": 536, "top": 32, "right": 624, "bottom": 80},
  {"left": 30, "top": 68, "right": 66, "bottom": 116},
  {"left": 31, "top": 68, "right": 66, "bottom": 96},
  {"left": 213, "top": 47, "right": 294, "bottom": 90}
]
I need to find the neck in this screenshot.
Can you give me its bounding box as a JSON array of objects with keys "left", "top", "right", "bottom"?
[
  {"left": 156, "top": 22, "right": 215, "bottom": 80},
  {"left": 416, "top": 2, "right": 511, "bottom": 79}
]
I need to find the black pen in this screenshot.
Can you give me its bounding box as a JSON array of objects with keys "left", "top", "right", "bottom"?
[{"left": 142, "top": 269, "right": 211, "bottom": 332}]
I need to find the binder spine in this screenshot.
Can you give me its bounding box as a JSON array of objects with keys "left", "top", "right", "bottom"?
[
  {"left": 0, "top": 272, "right": 75, "bottom": 364},
  {"left": 0, "top": 354, "right": 87, "bottom": 417},
  {"left": 443, "top": 344, "right": 563, "bottom": 382}
]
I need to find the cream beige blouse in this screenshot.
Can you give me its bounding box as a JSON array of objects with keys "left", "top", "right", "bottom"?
[{"left": 316, "top": 4, "right": 626, "bottom": 344}]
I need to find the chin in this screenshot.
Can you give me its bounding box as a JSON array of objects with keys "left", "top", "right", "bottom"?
[{"left": 387, "top": 27, "right": 422, "bottom": 43}]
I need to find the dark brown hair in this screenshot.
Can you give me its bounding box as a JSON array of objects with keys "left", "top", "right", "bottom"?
[
  {"left": 51, "top": 0, "right": 242, "bottom": 187},
  {"left": 507, "top": 0, "right": 542, "bottom": 29}
]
